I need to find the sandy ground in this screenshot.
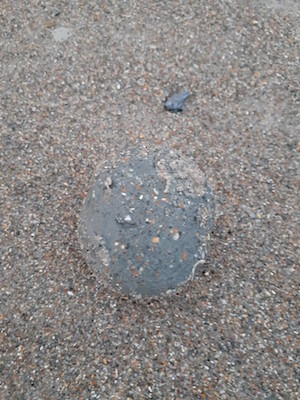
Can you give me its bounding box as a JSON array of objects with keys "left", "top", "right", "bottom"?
[{"left": 1, "top": 1, "right": 299, "bottom": 399}]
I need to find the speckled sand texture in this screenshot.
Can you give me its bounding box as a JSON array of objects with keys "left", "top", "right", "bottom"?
[{"left": 1, "top": 1, "right": 299, "bottom": 399}]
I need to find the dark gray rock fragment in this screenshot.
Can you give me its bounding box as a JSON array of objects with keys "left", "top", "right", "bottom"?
[
  {"left": 78, "top": 148, "right": 214, "bottom": 297},
  {"left": 164, "top": 91, "right": 190, "bottom": 112}
]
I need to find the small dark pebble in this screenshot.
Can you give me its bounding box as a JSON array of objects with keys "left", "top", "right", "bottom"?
[{"left": 164, "top": 91, "right": 190, "bottom": 112}]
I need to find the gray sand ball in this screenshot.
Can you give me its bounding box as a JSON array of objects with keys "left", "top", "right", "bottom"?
[{"left": 78, "top": 148, "right": 215, "bottom": 297}]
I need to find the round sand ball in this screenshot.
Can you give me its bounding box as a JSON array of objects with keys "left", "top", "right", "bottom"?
[{"left": 78, "top": 149, "right": 215, "bottom": 297}]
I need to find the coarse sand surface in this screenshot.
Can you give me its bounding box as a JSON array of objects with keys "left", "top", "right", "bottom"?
[{"left": 1, "top": 1, "right": 299, "bottom": 398}]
